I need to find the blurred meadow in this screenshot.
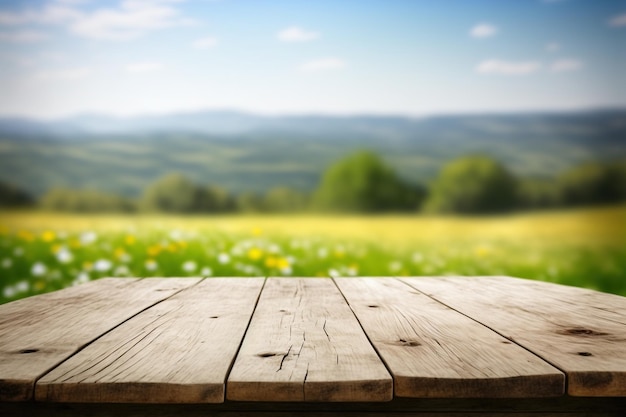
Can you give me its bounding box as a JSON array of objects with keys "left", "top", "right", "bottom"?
[
  {"left": 1, "top": 205, "right": 625, "bottom": 304},
  {"left": 1, "top": 1, "right": 625, "bottom": 304}
]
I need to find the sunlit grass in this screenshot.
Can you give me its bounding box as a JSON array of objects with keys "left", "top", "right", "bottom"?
[{"left": 0, "top": 205, "right": 624, "bottom": 304}]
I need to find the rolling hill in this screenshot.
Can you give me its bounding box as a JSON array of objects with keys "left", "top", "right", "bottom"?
[{"left": 0, "top": 109, "right": 624, "bottom": 197}]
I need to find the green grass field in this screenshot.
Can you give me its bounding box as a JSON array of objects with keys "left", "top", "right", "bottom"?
[{"left": 1, "top": 205, "right": 624, "bottom": 304}]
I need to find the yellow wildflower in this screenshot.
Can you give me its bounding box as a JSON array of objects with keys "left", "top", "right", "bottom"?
[
  {"left": 18, "top": 230, "right": 34, "bottom": 241},
  {"left": 276, "top": 257, "right": 290, "bottom": 270},
  {"left": 147, "top": 245, "right": 161, "bottom": 257},
  {"left": 251, "top": 227, "right": 263, "bottom": 236},
  {"left": 42, "top": 230, "right": 56, "bottom": 242},
  {"left": 248, "top": 247, "right": 263, "bottom": 261},
  {"left": 125, "top": 235, "right": 136, "bottom": 245},
  {"left": 51, "top": 244, "right": 62, "bottom": 254},
  {"left": 265, "top": 256, "right": 277, "bottom": 268},
  {"left": 114, "top": 247, "right": 126, "bottom": 259}
]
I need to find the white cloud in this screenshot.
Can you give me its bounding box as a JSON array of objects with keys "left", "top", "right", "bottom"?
[
  {"left": 300, "top": 58, "right": 345, "bottom": 72},
  {"left": 545, "top": 42, "right": 560, "bottom": 52},
  {"left": 278, "top": 26, "right": 319, "bottom": 42},
  {"left": 192, "top": 36, "right": 217, "bottom": 49},
  {"left": 0, "top": 30, "right": 49, "bottom": 43},
  {"left": 0, "top": 4, "right": 82, "bottom": 25},
  {"left": 476, "top": 59, "right": 541, "bottom": 75},
  {"left": 608, "top": 13, "right": 626, "bottom": 28},
  {"left": 126, "top": 61, "right": 163, "bottom": 73},
  {"left": 36, "top": 67, "right": 90, "bottom": 80},
  {"left": 470, "top": 23, "right": 497, "bottom": 38},
  {"left": 55, "top": 0, "right": 92, "bottom": 4},
  {"left": 0, "top": 0, "right": 192, "bottom": 41},
  {"left": 550, "top": 59, "right": 582, "bottom": 72},
  {"left": 71, "top": 1, "right": 191, "bottom": 40}
]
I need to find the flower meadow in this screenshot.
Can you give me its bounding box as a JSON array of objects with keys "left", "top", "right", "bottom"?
[{"left": 1, "top": 206, "right": 625, "bottom": 304}]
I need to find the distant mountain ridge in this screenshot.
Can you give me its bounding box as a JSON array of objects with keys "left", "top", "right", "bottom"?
[{"left": 0, "top": 109, "right": 624, "bottom": 197}]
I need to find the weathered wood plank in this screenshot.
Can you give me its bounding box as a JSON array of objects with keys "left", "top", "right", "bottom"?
[
  {"left": 227, "top": 278, "right": 392, "bottom": 402},
  {"left": 335, "top": 277, "right": 564, "bottom": 398},
  {"left": 36, "top": 278, "right": 265, "bottom": 404},
  {"left": 0, "top": 278, "right": 198, "bottom": 401},
  {"left": 402, "top": 276, "right": 626, "bottom": 396}
]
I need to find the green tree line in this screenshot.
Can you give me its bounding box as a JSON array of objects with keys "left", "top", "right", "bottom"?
[{"left": 1, "top": 151, "right": 625, "bottom": 214}]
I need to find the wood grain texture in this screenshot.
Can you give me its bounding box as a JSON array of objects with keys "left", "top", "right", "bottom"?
[
  {"left": 0, "top": 278, "right": 198, "bottom": 401},
  {"left": 36, "top": 278, "right": 265, "bottom": 404},
  {"left": 227, "top": 278, "right": 392, "bottom": 402},
  {"left": 402, "top": 276, "right": 626, "bottom": 396},
  {"left": 335, "top": 277, "right": 564, "bottom": 398}
]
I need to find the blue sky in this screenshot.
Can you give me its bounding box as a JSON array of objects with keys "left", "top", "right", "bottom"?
[{"left": 0, "top": 0, "right": 624, "bottom": 119}]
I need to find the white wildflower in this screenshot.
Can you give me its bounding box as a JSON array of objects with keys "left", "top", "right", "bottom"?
[
  {"left": 15, "top": 280, "right": 29, "bottom": 292},
  {"left": 56, "top": 247, "right": 73, "bottom": 264},
  {"left": 75, "top": 272, "right": 90, "bottom": 284},
  {"left": 268, "top": 244, "right": 280, "bottom": 254},
  {"left": 346, "top": 266, "right": 358, "bottom": 276},
  {"left": 169, "top": 229, "right": 182, "bottom": 241},
  {"left": 1, "top": 258, "right": 12, "bottom": 268},
  {"left": 119, "top": 253, "right": 132, "bottom": 263},
  {"left": 218, "top": 253, "right": 230, "bottom": 264},
  {"left": 182, "top": 260, "right": 197, "bottom": 273},
  {"left": 93, "top": 259, "right": 112, "bottom": 272},
  {"left": 80, "top": 231, "right": 97, "bottom": 245},
  {"left": 412, "top": 252, "right": 423, "bottom": 263},
  {"left": 3, "top": 286, "right": 16, "bottom": 298},
  {"left": 200, "top": 266, "right": 213, "bottom": 276},
  {"left": 114, "top": 265, "right": 130, "bottom": 276},
  {"left": 31, "top": 262, "right": 47, "bottom": 276},
  {"left": 145, "top": 259, "right": 158, "bottom": 271},
  {"left": 389, "top": 261, "right": 402, "bottom": 273}
]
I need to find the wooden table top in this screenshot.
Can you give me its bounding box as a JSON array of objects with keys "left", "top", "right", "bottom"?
[{"left": 1, "top": 276, "right": 626, "bottom": 415}]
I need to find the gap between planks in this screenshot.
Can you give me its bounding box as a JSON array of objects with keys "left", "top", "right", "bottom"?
[
  {"left": 36, "top": 278, "right": 266, "bottom": 403},
  {"left": 0, "top": 278, "right": 202, "bottom": 402},
  {"left": 334, "top": 277, "right": 564, "bottom": 398}
]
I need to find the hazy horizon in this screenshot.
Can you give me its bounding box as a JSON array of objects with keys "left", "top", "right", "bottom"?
[{"left": 2, "top": 104, "right": 626, "bottom": 123}]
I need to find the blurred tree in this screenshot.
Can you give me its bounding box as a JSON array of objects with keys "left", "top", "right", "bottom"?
[
  {"left": 263, "top": 187, "right": 309, "bottom": 212},
  {"left": 425, "top": 155, "right": 518, "bottom": 214},
  {"left": 141, "top": 173, "right": 235, "bottom": 213},
  {"left": 141, "top": 173, "right": 197, "bottom": 213},
  {"left": 609, "top": 159, "right": 626, "bottom": 201},
  {"left": 236, "top": 192, "right": 265, "bottom": 213},
  {"left": 313, "top": 150, "right": 424, "bottom": 212},
  {"left": 558, "top": 161, "right": 625, "bottom": 206},
  {"left": 195, "top": 185, "right": 235, "bottom": 212},
  {"left": 40, "top": 188, "right": 135, "bottom": 212},
  {"left": 517, "top": 178, "right": 562, "bottom": 209},
  {"left": 0, "top": 181, "right": 34, "bottom": 208}
]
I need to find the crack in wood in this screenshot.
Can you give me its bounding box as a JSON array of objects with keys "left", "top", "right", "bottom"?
[{"left": 276, "top": 345, "right": 292, "bottom": 373}]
